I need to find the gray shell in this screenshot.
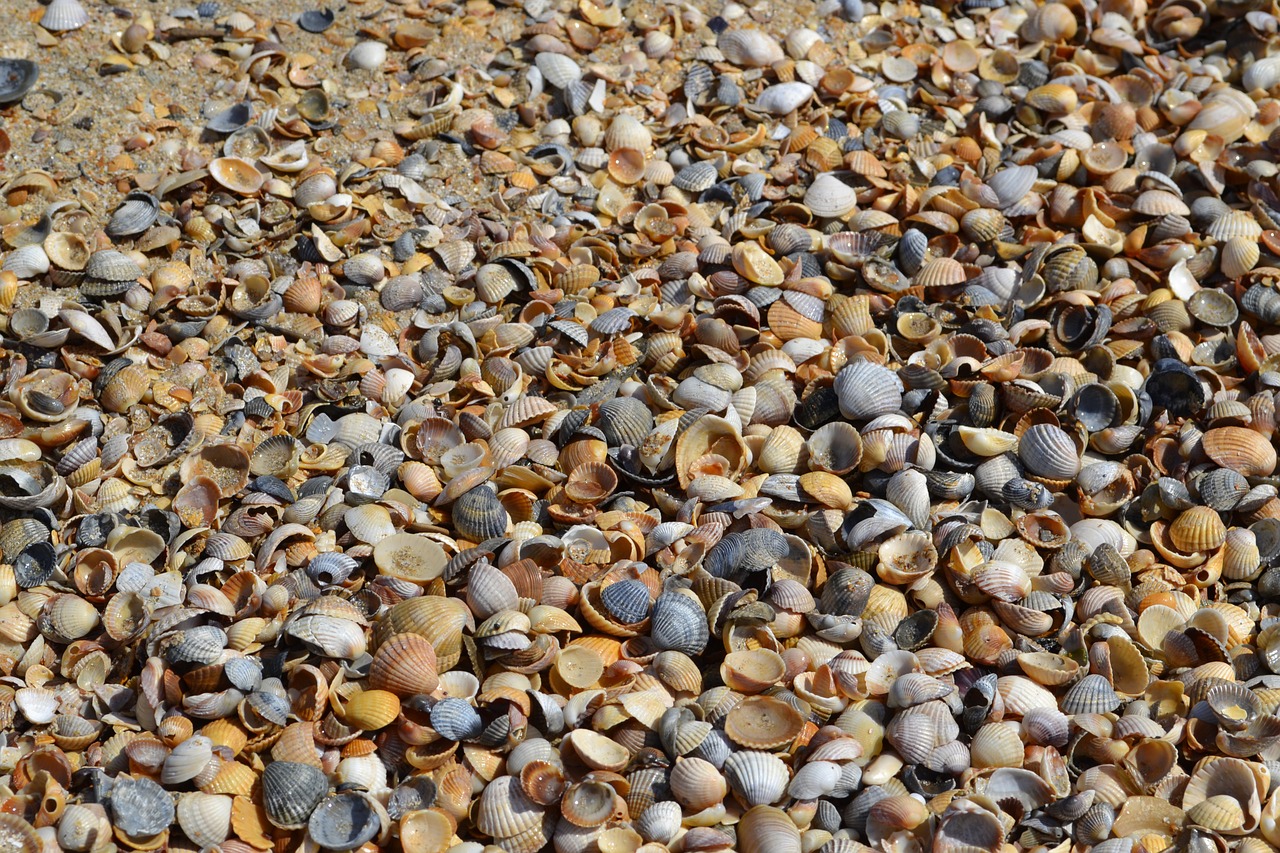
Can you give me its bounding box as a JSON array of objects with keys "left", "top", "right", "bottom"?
[
  {"left": 650, "top": 592, "right": 709, "bottom": 655},
  {"left": 431, "top": 697, "right": 484, "bottom": 741},
  {"left": 106, "top": 192, "right": 160, "bottom": 238},
  {"left": 110, "top": 775, "right": 175, "bottom": 839},
  {"left": 223, "top": 656, "right": 263, "bottom": 692},
  {"left": 819, "top": 567, "right": 875, "bottom": 617},
  {"left": 262, "top": 761, "right": 329, "bottom": 829},
  {"left": 834, "top": 361, "right": 903, "bottom": 420},
  {"left": 596, "top": 396, "right": 654, "bottom": 447},
  {"left": 85, "top": 249, "right": 142, "bottom": 281},
  {"left": 452, "top": 485, "right": 510, "bottom": 542},
  {"left": 308, "top": 792, "right": 382, "bottom": 851},
  {"left": 704, "top": 528, "right": 789, "bottom": 582},
  {"left": 1060, "top": 674, "right": 1121, "bottom": 715}
]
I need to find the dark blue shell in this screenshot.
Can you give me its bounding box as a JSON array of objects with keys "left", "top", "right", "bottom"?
[{"left": 431, "top": 698, "right": 483, "bottom": 741}]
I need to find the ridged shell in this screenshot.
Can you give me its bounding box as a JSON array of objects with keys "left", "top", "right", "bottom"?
[
  {"left": 718, "top": 29, "right": 785, "bottom": 66},
  {"left": 262, "top": 761, "right": 329, "bottom": 829},
  {"left": 41, "top": 0, "right": 89, "bottom": 32},
  {"left": 805, "top": 174, "right": 858, "bottom": 218},
  {"left": 650, "top": 591, "right": 709, "bottom": 655},
  {"left": 834, "top": 361, "right": 903, "bottom": 420},
  {"left": 724, "top": 750, "right": 791, "bottom": 806},
  {"left": 110, "top": 775, "right": 175, "bottom": 839},
  {"left": 1018, "top": 424, "right": 1079, "bottom": 480}
]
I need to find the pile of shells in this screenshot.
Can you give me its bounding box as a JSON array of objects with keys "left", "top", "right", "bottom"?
[{"left": 8, "top": 0, "right": 1280, "bottom": 849}]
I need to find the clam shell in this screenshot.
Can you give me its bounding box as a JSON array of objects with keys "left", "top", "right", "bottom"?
[
  {"left": 805, "top": 174, "right": 858, "bottom": 218},
  {"left": 834, "top": 360, "right": 903, "bottom": 420},
  {"left": 0, "top": 59, "right": 39, "bottom": 104},
  {"left": 1018, "top": 424, "right": 1079, "bottom": 480},
  {"left": 262, "top": 761, "right": 329, "bottom": 829},
  {"left": 650, "top": 591, "right": 709, "bottom": 655},
  {"left": 40, "top": 0, "right": 89, "bottom": 32},
  {"left": 308, "top": 792, "right": 382, "bottom": 851},
  {"left": 718, "top": 29, "right": 785, "bottom": 66},
  {"left": 724, "top": 750, "right": 791, "bottom": 807},
  {"left": 109, "top": 775, "right": 175, "bottom": 839},
  {"left": 106, "top": 192, "right": 159, "bottom": 238},
  {"left": 754, "top": 82, "right": 814, "bottom": 115}
]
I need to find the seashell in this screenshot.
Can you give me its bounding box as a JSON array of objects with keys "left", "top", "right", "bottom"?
[
  {"left": 988, "top": 165, "right": 1037, "bottom": 208},
  {"left": 724, "top": 695, "right": 805, "bottom": 749},
  {"left": 345, "top": 41, "right": 388, "bottom": 70},
  {"left": 724, "top": 750, "right": 791, "bottom": 807},
  {"left": 41, "top": 0, "right": 89, "bottom": 32},
  {"left": 738, "top": 805, "right": 801, "bottom": 853},
  {"left": 1203, "top": 426, "right": 1276, "bottom": 476},
  {"left": 0, "top": 59, "right": 39, "bottom": 104},
  {"left": 754, "top": 82, "right": 814, "bottom": 115},
  {"left": 1060, "top": 673, "right": 1121, "bottom": 714},
  {"left": 805, "top": 174, "right": 859, "bottom": 218},
  {"left": 835, "top": 361, "right": 903, "bottom": 420},
  {"left": 162, "top": 735, "right": 213, "bottom": 784},
  {"left": 718, "top": 30, "right": 785, "bottom": 66},
  {"left": 106, "top": 192, "right": 159, "bottom": 238},
  {"left": 110, "top": 775, "right": 175, "bottom": 839},
  {"left": 1169, "top": 505, "right": 1227, "bottom": 552},
  {"left": 209, "top": 157, "right": 264, "bottom": 195},
  {"left": 308, "top": 792, "right": 382, "bottom": 851},
  {"left": 373, "top": 532, "right": 447, "bottom": 584},
  {"left": 262, "top": 761, "right": 329, "bottom": 829},
  {"left": 1018, "top": 424, "right": 1079, "bottom": 481},
  {"left": 176, "top": 793, "right": 233, "bottom": 848},
  {"left": 4, "top": 244, "right": 50, "bottom": 278},
  {"left": 651, "top": 591, "right": 709, "bottom": 655},
  {"left": 536, "top": 52, "right": 582, "bottom": 88}
]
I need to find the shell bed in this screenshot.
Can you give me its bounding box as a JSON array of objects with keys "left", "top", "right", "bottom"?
[{"left": 2, "top": 0, "right": 1280, "bottom": 850}]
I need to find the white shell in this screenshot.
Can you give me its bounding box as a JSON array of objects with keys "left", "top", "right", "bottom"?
[
  {"left": 1244, "top": 56, "right": 1280, "bottom": 92},
  {"left": 718, "top": 29, "right": 786, "bottom": 67},
  {"left": 753, "top": 82, "right": 814, "bottom": 115},
  {"left": 162, "top": 735, "right": 214, "bottom": 785},
  {"left": 345, "top": 41, "right": 388, "bottom": 71},
  {"left": 3, "top": 245, "right": 51, "bottom": 278},
  {"left": 805, "top": 174, "right": 858, "bottom": 218},
  {"left": 536, "top": 52, "right": 583, "bottom": 89},
  {"left": 724, "top": 750, "right": 790, "bottom": 806},
  {"left": 176, "top": 793, "right": 233, "bottom": 848},
  {"left": 41, "top": 0, "right": 89, "bottom": 31},
  {"left": 788, "top": 760, "right": 842, "bottom": 799}
]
